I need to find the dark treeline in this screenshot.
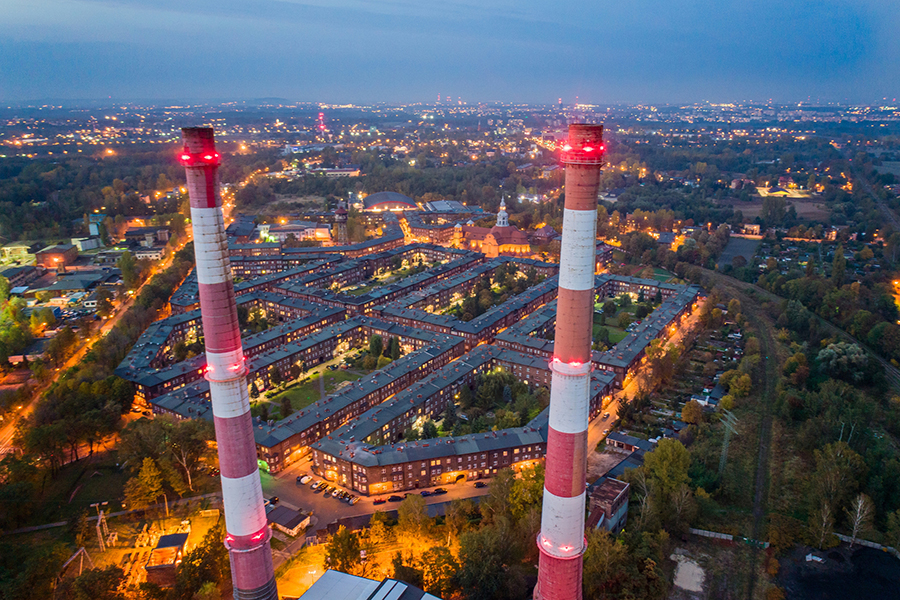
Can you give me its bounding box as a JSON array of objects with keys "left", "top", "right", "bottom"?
[{"left": 0, "top": 148, "right": 284, "bottom": 241}]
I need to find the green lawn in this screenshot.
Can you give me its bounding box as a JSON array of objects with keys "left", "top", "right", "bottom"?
[
  {"left": 29, "top": 451, "right": 129, "bottom": 524},
  {"left": 608, "top": 327, "right": 628, "bottom": 343},
  {"left": 266, "top": 370, "right": 364, "bottom": 416},
  {"left": 592, "top": 323, "right": 628, "bottom": 345},
  {"left": 345, "top": 284, "right": 378, "bottom": 296}
]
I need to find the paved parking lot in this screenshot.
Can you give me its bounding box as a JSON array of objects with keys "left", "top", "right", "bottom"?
[{"left": 259, "top": 457, "right": 492, "bottom": 530}]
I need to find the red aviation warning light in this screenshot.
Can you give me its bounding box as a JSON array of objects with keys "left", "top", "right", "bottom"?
[
  {"left": 559, "top": 136, "right": 605, "bottom": 166},
  {"left": 179, "top": 149, "right": 220, "bottom": 166}
]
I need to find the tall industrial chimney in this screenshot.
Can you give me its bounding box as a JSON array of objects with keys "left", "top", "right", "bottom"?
[
  {"left": 535, "top": 123, "right": 604, "bottom": 600},
  {"left": 180, "top": 128, "right": 278, "bottom": 600}
]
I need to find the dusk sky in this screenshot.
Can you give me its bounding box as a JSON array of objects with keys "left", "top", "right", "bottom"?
[{"left": 2, "top": 0, "right": 898, "bottom": 104}]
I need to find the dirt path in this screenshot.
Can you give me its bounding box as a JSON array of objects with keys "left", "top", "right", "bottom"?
[{"left": 697, "top": 268, "right": 779, "bottom": 600}]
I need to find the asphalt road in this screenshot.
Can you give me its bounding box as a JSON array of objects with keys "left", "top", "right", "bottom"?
[{"left": 0, "top": 239, "right": 187, "bottom": 455}]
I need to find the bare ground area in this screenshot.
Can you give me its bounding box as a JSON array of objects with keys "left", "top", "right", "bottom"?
[
  {"left": 666, "top": 539, "right": 767, "bottom": 600},
  {"left": 777, "top": 545, "right": 900, "bottom": 600},
  {"left": 257, "top": 195, "right": 325, "bottom": 214},
  {"left": 587, "top": 449, "right": 627, "bottom": 480},
  {"left": 717, "top": 237, "right": 761, "bottom": 269}
]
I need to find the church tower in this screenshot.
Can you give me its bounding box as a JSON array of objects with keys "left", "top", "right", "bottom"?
[{"left": 496, "top": 198, "right": 509, "bottom": 227}]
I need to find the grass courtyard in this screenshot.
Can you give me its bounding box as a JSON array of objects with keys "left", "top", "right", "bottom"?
[{"left": 264, "top": 370, "right": 364, "bottom": 418}]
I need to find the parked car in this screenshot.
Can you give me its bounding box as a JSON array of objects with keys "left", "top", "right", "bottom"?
[
  {"left": 299, "top": 475, "right": 312, "bottom": 484},
  {"left": 420, "top": 490, "right": 432, "bottom": 497},
  {"left": 349, "top": 496, "right": 360, "bottom": 505},
  {"left": 603, "top": 428, "right": 610, "bottom": 435},
  {"left": 432, "top": 488, "right": 448, "bottom": 495},
  {"left": 474, "top": 481, "right": 486, "bottom": 488},
  {"left": 373, "top": 497, "right": 386, "bottom": 505},
  {"left": 268, "top": 496, "right": 279, "bottom": 505},
  {"left": 388, "top": 495, "right": 403, "bottom": 502},
  {"left": 603, "top": 412, "right": 610, "bottom": 419},
  {"left": 331, "top": 488, "right": 341, "bottom": 498},
  {"left": 310, "top": 481, "right": 321, "bottom": 490}
]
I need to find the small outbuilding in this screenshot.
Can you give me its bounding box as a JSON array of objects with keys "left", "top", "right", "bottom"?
[
  {"left": 266, "top": 505, "right": 311, "bottom": 537},
  {"left": 144, "top": 533, "right": 189, "bottom": 587}
]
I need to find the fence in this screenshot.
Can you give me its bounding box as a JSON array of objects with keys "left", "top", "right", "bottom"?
[{"left": 834, "top": 533, "right": 900, "bottom": 559}]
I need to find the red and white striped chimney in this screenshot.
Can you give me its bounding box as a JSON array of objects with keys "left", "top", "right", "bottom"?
[
  {"left": 535, "top": 123, "right": 604, "bottom": 600},
  {"left": 180, "top": 128, "right": 278, "bottom": 600}
]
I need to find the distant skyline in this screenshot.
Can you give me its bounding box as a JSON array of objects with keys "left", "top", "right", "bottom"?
[{"left": 2, "top": 0, "right": 898, "bottom": 104}]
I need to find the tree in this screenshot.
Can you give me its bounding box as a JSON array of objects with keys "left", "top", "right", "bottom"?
[
  {"left": 444, "top": 499, "right": 473, "bottom": 542},
  {"left": 762, "top": 196, "right": 786, "bottom": 225},
  {"left": 368, "top": 335, "right": 383, "bottom": 358},
  {"left": 0, "top": 276, "right": 8, "bottom": 304},
  {"left": 117, "top": 250, "right": 140, "bottom": 289},
  {"left": 288, "top": 363, "right": 302, "bottom": 381},
  {"left": 508, "top": 464, "right": 544, "bottom": 521},
  {"left": 832, "top": 244, "right": 847, "bottom": 286},
  {"left": 420, "top": 546, "right": 458, "bottom": 597},
  {"left": 818, "top": 342, "right": 868, "bottom": 383},
  {"left": 583, "top": 528, "right": 628, "bottom": 598},
  {"left": 391, "top": 552, "right": 424, "bottom": 588},
  {"left": 397, "top": 495, "right": 430, "bottom": 541},
  {"left": 603, "top": 300, "right": 617, "bottom": 317},
  {"left": 643, "top": 438, "right": 690, "bottom": 503},
  {"left": 421, "top": 420, "right": 438, "bottom": 440},
  {"left": 389, "top": 336, "right": 401, "bottom": 361},
  {"left": 681, "top": 399, "right": 703, "bottom": 424},
  {"left": 96, "top": 287, "right": 115, "bottom": 318},
  {"left": 728, "top": 373, "right": 752, "bottom": 398},
  {"left": 325, "top": 526, "right": 362, "bottom": 575},
  {"left": 68, "top": 509, "right": 91, "bottom": 547},
  {"left": 193, "top": 581, "right": 221, "bottom": 600},
  {"left": 124, "top": 458, "right": 163, "bottom": 510},
  {"left": 811, "top": 442, "right": 865, "bottom": 516},
  {"left": 809, "top": 501, "right": 835, "bottom": 549},
  {"left": 280, "top": 396, "right": 293, "bottom": 419},
  {"left": 886, "top": 509, "right": 900, "bottom": 550},
  {"left": 368, "top": 511, "right": 393, "bottom": 546},
  {"left": 56, "top": 566, "right": 126, "bottom": 600},
  {"left": 171, "top": 519, "right": 230, "bottom": 600},
  {"left": 845, "top": 493, "right": 874, "bottom": 549},
  {"left": 456, "top": 528, "right": 508, "bottom": 600},
  {"left": 167, "top": 419, "right": 213, "bottom": 492}
]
